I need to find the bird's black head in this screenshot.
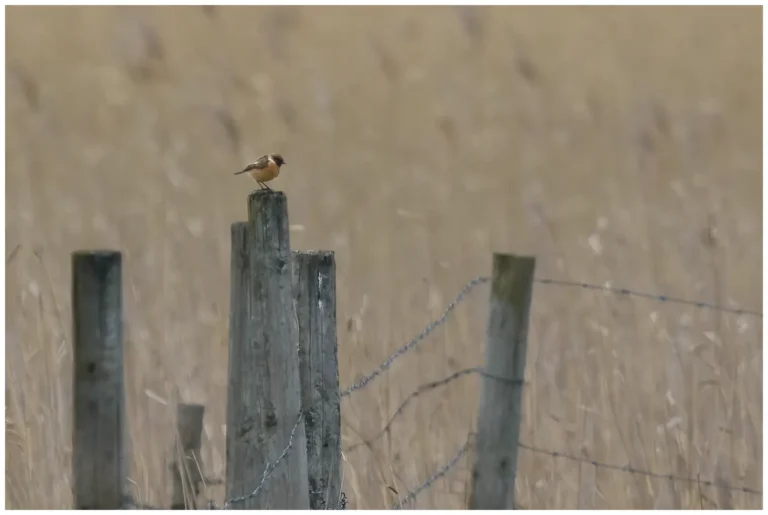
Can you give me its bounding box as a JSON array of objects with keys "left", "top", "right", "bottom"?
[{"left": 271, "top": 154, "right": 286, "bottom": 166}]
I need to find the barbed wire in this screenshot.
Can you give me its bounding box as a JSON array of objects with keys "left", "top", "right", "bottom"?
[
  {"left": 343, "top": 365, "right": 763, "bottom": 501},
  {"left": 130, "top": 428, "right": 762, "bottom": 509},
  {"left": 209, "top": 273, "right": 761, "bottom": 509},
  {"left": 340, "top": 275, "right": 761, "bottom": 402},
  {"left": 533, "top": 277, "right": 762, "bottom": 317},
  {"left": 388, "top": 434, "right": 764, "bottom": 509},
  {"left": 220, "top": 412, "right": 304, "bottom": 509},
  {"left": 392, "top": 436, "right": 474, "bottom": 509},
  {"left": 212, "top": 407, "right": 347, "bottom": 510},
  {"left": 345, "top": 367, "right": 520, "bottom": 453},
  {"left": 517, "top": 442, "right": 762, "bottom": 496},
  {"left": 340, "top": 275, "right": 490, "bottom": 397}
]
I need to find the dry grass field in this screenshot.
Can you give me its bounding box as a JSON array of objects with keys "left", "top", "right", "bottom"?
[{"left": 5, "top": 5, "right": 762, "bottom": 509}]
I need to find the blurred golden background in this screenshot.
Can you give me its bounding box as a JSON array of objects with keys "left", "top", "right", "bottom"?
[{"left": 6, "top": 5, "right": 762, "bottom": 509}]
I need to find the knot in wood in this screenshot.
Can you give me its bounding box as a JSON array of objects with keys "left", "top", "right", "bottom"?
[{"left": 264, "top": 409, "right": 278, "bottom": 429}]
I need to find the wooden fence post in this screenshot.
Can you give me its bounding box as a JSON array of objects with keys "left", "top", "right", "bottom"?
[
  {"left": 72, "top": 250, "right": 127, "bottom": 509},
  {"left": 226, "top": 191, "right": 310, "bottom": 509},
  {"left": 469, "top": 253, "right": 535, "bottom": 510},
  {"left": 171, "top": 403, "right": 205, "bottom": 509},
  {"left": 292, "top": 251, "right": 341, "bottom": 509}
]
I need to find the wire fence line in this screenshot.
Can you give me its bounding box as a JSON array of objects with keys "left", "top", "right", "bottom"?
[
  {"left": 347, "top": 366, "right": 762, "bottom": 505},
  {"left": 205, "top": 275, "right": 762, "bottom": 509},
  {"left": 516, "top": 442, "right": 762, "bottom": 496},
  {"left": 385, "top": 431, "right": 764, "bottom": 511},
  {"left": 340, "top": 275, "right": 491, "bottom": 397},
  {"left": 340, "top": 275, "right": 762, "bottom": 401},
  {"left": 207, "top": 419, "right": 762, "bottom": 510},
  {"left": 345, "top": 367, "right": 520, "bottom": 453},
  {"left": 391, "top": 434, "right": 476, "bottom": 510},
  {"left": 219, "top": 412, "right": 305, "bottom": 509},
  {"left": 533, "top": 278, "right": 763, "bottom": 318}
]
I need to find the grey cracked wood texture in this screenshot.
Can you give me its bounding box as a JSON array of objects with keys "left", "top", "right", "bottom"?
[
  {"left": 293, "top": 250, "right": 341, "bottom": 509},
  {"left": 226, "top": 191, "right": 309, "bottom": 509}
]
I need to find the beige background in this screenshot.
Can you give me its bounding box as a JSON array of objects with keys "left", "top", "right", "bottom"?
[{"left": 6, "top": 6, "right": 762, "bottom": 509}]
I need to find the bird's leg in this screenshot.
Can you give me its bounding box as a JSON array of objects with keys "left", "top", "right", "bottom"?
[
  {"left": 257, "top": 182, "right": 266, "bottom": 190},
  {"left": 264, "top": 183, "right": 273, "bottom": 191}
]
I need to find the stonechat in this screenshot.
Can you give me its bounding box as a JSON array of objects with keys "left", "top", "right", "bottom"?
[{"left": 234, "top": 153, "right": 286, "bottom": 190}]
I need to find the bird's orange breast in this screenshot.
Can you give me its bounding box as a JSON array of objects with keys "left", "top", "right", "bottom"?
[{"left": 248, "top": 161, "right": 280, "bottom": 182}]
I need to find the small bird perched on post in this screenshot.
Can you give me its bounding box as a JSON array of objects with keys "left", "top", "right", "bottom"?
[{"left": 234, "top": 153, "right": 286, "bottom": 190}]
